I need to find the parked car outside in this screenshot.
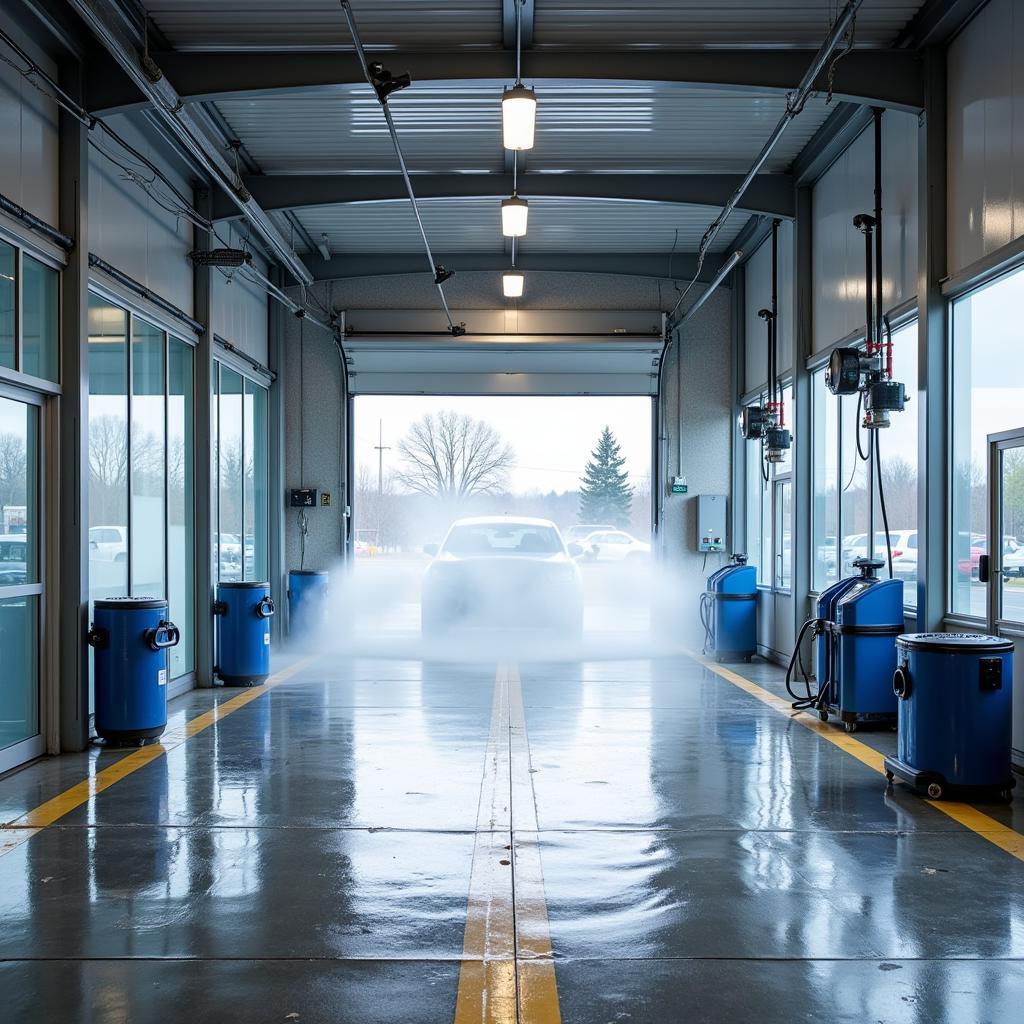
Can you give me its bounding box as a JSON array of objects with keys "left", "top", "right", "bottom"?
[
  {"left": 89, "top": 525, "right": 128, "bottom": 562},
  {"left": 580, "top": 530, "right": 651, "bottom": 562},
  {"left": 564, "top": 524, "right": 616, "bottom": 544},
  {"left": 0, "top": 534, "right": 27, "bottom": 585}
]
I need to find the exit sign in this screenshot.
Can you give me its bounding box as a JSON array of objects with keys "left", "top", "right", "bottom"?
[{"left": 671, "top": 477, "right": 688, "bottom": 494}]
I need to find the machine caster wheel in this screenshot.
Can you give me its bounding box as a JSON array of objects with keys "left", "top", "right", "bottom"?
[
  {"left": 844, "top": 721, "right": 857, "bottom": 734},
  {"left": 885, "top": 770, "right": 895, "bottom": 783},
  {"left": 926, "top": 782, "right": 944, "bottom": 800},
  {"left": 998, "top": 788, "right": 1014, "bottom": 804},
  {"left": 818, "top": 710, "right": 829, "bottom": 723}
]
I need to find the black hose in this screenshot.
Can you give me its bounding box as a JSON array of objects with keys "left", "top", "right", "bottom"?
[
  {"left": 699, "top": 592, "right": 716, "bottom": 655},
  {"left": 786, "top": 617, "right": 826, "bottom": 710},
  {"left": 855, "top": 391, "right": 872, "bottom": 463},
  {"left": 874, "top": 429, "right": 894, "bottom": 579}
]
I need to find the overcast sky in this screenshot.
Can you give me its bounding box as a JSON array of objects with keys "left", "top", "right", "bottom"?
[{"left": 355, "top": 395, "right": 652, "bottom": 495}]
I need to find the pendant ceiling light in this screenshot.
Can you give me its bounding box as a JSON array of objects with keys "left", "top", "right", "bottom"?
[
  {"left": 501, "top": 195, "right": 529, "bottom": 237},
  {"left": 502, "top": 0, "right": 536, "bottom": 151},
  {"left": 502, "top": 270, "right": 525, "bottom": 298}
]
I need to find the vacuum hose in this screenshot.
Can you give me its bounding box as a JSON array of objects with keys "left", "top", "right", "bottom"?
[
  {"left": 699, "top": 591, "right": 715, "bottom": 655},
  {"left": 786, "top": 617, "right": 826, "bottom": 710}
]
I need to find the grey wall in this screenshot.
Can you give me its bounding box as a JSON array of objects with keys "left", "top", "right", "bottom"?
[
  {"left": 212, "top": 220, "right": 270, "bottom": 365},
  {"left": 88, "top": 113, "right": 194, "bottom": 316},
  {"left": 660, "top": 286, "right": 734, "bottom": 648},
  {"left": 0, "top": 7, "right": 58, "bottom": 229},
  {"left": 948, "top": 0, "right": 1024, "bottom": 276},
  {"left": 811, "top": 110, "right": 918, "bottom": 353},
  {"left": 283, "top": 312, "right": 347, "bottom": 576}
]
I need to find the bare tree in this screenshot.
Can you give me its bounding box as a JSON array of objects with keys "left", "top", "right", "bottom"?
[
  {"left": 0, "top": 432, "right": 27, "bottom": 510},
  {"left": 395, "top": 411, "right": 514, "bottom": 501}
]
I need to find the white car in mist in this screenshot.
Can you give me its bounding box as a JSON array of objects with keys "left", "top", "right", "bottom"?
[
  {"left": 580, "top": 529, "right": 651, "bottom": 562},
  {"left": 421, "top": 516, "right": 584, "bottom": 636}
]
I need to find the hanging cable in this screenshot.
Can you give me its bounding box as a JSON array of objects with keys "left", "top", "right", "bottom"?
[
  {"left": 667, "top": 0, "right": 862, "bottom": 328},
  {"left": 338, "top": 0, "right": 464, "bottom": 335}
]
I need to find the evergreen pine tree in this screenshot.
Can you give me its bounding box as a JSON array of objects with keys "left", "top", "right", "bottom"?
[{"left": 578, "top": 426, "right": 632, "bottom": 527}]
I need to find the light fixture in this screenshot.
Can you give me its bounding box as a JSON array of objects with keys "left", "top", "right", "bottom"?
[
  {"left": 502, "top": 84, "right": 537, "bottom": 151},
  {"left": 188, "top": 248, "right": 252, "bottom": 268},
  {"left": 501, "top": 195, "right": 529, "bottom": 237},
  {"left": 502, "top": 270, "right": 524, "bottom": 298}
]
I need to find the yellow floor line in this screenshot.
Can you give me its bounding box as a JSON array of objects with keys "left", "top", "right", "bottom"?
[
  {"left": 453, "top": 662, "right": 561, "bottom": 1024},
  {"left": 0, "top": 657, "right": 314, "bottom": 857},
  {"left": 454, "top": 663, "right": 516, "bottom": 1024},
  {"left": 507, "top": 662, "right": 562, "bottom": 1024},
  {"left": 692, "top": 651, "right": 1024, "bottom": 862}
]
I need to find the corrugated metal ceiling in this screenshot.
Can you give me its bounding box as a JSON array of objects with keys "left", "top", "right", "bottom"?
[
  {"left": 144, "top": 0, "right": 923, "bottom": 51},
  {"left": 144, "top": 0, "right": 501, "bottom": 51},
  {"left": 214, "top": 81, "right": 831, "bottom": 175},
  {"left": 534, "top": 1, "right": 920, "bottom": 49},
  {"left": 283, "top": 198, "right": 750, "bottom": 254}
]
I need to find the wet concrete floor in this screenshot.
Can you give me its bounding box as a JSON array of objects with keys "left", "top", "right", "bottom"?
[{"left": 0, "top": 651, "right": 1022, "bottom": 1022}]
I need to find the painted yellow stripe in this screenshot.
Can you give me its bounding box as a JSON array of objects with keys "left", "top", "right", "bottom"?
[
  {"left": 692, "top": 651, "right": 1024, "bottom": 862},
  {"left": 454, "top": 662, "right": 561, "bottom": 1024},
  {"left": 0, "top": 657, "right": 313, "bottom": 856},
  {"left": 507, "top": 662, "right": 561, "bottom": 1024}
]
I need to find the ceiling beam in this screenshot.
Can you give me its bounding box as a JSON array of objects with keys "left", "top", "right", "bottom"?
[
  {"left": 894, "top": 0, "right": 986, "bottom": 48},
  {"left": 503, "top": 0, "right": 534, "bottom": 49},
  {"left": 211, "top": 172, "right": 796, "bottom": 221},
  {"left": 87, "top": 47, "right": 924, "bottom": 116},
  {"left": 792, "top": 102, "right": 875, "bottom": 185},
  {"left": 310, "top": 251, "right": 726, "bottom": 283}
]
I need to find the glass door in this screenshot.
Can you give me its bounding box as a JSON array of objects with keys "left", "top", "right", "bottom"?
[
  {"left": 986, "top": 429, "right": 1024, "bottom": 634},
  {"left": 0, "top": 386, "right": 43, "bottom": 773}
]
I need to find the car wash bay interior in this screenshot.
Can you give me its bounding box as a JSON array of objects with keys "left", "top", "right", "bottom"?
[{"left": 1, "top": 1, "right": 1024, "bottom": 1021}]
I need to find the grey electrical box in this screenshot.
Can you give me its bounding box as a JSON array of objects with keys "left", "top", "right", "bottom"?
[{"left": 697, "top": 494, "right": 727, "bottom": 553}]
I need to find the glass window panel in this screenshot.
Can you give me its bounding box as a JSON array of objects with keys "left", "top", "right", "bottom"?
[
  {"left": 999, "top": 447, "right": 1024, "bottom": 625},
  {"left": 245, "top": 379, "right": 269, "bottom": 582},
  {"left": 0, "top": 594, "right": 39, "bottom": 750},
  {"left": 0, "top": 397, "right": 38, "bottom": 584},
  {"left": 130, "top": 318, "right": 166, "bottom": 597},
  {"left": 0, "top": 241, "right": 14, "bottom": 370},
  {"left": 88, "top": 296, "right": 129, "bottom": 601},
  {"left": 812, "top": 368, "right": 839, "bottom": 591},
  {"left": 873, "top": 321, "right": 918, "bottom": 607},
  {"left": 775, "top": 480, "right": 792, "bottom": 590},
  {"left": 744, "top": 398, "right": 769, "bottom": 585},
  {"left": 21, "top": 256, "right": 59, "bottom": 383},
  {"left": 168, "top": 339, "right": 194, "bottom": 678},
  {"left": 839, "top": 388, "right": 870, "bottom": 577},
  {"left": 218, "top": 366, "right": 244, "bottom": 583},
  {"left": 951, "top": 269, "right": 1024, "bottom": 617}
]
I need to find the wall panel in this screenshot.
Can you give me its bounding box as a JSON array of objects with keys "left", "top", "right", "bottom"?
[
  {"left": 744, "top": 220, "right": 794, "bottom": 392},
  {"left": 212, "top": 221, "right": 269, "bottom": 366},
  {"left": 88, "top": 114, "right": 193, "bottom": 315},
  {"left": 948, "top": 0, "right": 1024, "bottom": 276},
  {"left": 0, "top": 10, "right": 58, "bottom": 229},
  {"left": 811, "top": 111, "right": 918, "bottom": 354}
]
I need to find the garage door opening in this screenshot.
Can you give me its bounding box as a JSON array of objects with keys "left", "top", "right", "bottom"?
[{"left": 339, "top": 393, "right": 660, "bottom": 659}]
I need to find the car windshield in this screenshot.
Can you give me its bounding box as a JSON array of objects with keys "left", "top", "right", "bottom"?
[{"left": 444, "top": 524, "right": 563, "bottom": 556}]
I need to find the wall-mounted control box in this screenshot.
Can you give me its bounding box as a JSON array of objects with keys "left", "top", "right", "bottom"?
[
  {"left": 697, "top": 493, "right": 727, "bottom": 553},
  {"left": 290, "top": 488, "right": 318, "bottom": 508}
]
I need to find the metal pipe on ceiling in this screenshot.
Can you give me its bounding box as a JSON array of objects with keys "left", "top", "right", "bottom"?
[
  {"left": 65, "top": 0, "right": 314, "bottom": 288},
  {"left": 339, "top": 0, "right": 463, "bottom": 335},
  {"left": 668, "top": 0, "right": 862, "bottom": 331},
  {"left": 672, "top": 250, "right": 744, "bottom": 329}
]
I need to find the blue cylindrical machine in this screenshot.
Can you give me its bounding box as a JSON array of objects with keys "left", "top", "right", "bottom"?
[
  {"left": 215, "top": 581, "right": 274, "bottom": 686},
  {"left": 701, "top": 556, "right": 757, "bottom": 662},
  {"left": 88, "top": 598, "right": 179, "bottom": 745},
  {"left": 813, "top": 575, "right": 864, "bottom": 691},
  {"left": 288, "top": 569, "right": 328, "bottom": 639},
  {"left": 885, "top": 633, "right": 1015, "bottom": 800},
  {"left": 829, "top": 573, "right": 903, "bottom": 729}
]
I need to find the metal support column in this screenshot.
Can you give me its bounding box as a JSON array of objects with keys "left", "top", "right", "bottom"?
[
  {"left": 193, "top": 187, "right": 215, "bottom": 686},
  {"left": 730, "top": 267, "right": 745, "bottom": 552},
  {"left": 267, "top": 266, "right": 287, "bottom": 643},
  {"left": 793, "top": 186, "right": 814, "bottom": 628},
  {"left": 916, "top": 47, "right": 948, "bottom": 629},
  {"left": 57, "top": 61, "right": 89, "bottom": 752}
]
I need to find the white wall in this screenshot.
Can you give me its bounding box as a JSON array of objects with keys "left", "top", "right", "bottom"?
[
  {"left": 88, "top": 114, "right": 194, "bottom": 315},
  {"left": 811, "top": 111, "right": 918, "bottom": 353},
  {"left": 948, "top": 0, "right": 1024, "bottom": 276},
  {"left": 744, "top": 220, "right": 794, "bottom": 392},
  {"left": 0, "top": 8, "right": 58, "bottom": 229},
  {"left": 212, "top": 220, "right": 269, "bottom": 366}
]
